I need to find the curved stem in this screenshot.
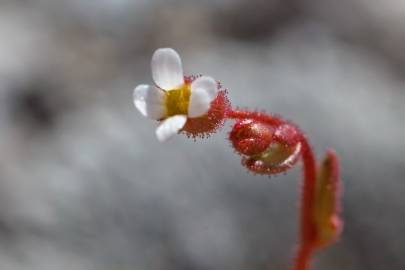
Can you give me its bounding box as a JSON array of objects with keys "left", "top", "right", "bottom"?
[
  {"left": 293, "top": 138, "right": 317, "bottom": 270},
  {"left": 227, "top": 109, "right": 319, "bottom": 270},
  {"left": 227, "top": 110, "right": 316, "bottom": 270},
  {"left": 227, "top": 109, "right": 285, "bottom": 126},
  {"left": 299, "top": 139, "right": 317, "bottom": 245}
]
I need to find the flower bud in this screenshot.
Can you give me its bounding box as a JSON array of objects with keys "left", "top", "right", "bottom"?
[
  {"left": 229, "top": 119, "right": 273, "bottom": 156},
  {"left": 242, "top": 141, "right": 302, "bottom": 175},
  {"left": 229, "top": 120, "right": 302, "bottom": 175}
]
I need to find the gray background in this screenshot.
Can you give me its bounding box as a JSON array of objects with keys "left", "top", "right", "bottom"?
[{"left": 0, "top": 0, "right": 404, "bottom": 269}]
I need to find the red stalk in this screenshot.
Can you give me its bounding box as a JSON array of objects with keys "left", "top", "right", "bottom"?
[
  {"left": 293, "top": 243, "right": 314, "bottom": 270},
  {"left": 294, "top": 139, "right": 317, "bottom": 270},
  {"left": 227, "top": 109, "right": 285, "bottom": 126},
  {"left": 227, "top": 109, "right": 341, "bottom": 270}
]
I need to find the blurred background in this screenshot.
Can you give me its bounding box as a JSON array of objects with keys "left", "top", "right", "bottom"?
[{"left": 0, "top": 0, "right": 404, "bottom": 269}]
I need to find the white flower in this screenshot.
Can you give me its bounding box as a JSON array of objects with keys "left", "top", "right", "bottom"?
[{"left": 133, "top": 48, "right": 218, "bottom": 142}]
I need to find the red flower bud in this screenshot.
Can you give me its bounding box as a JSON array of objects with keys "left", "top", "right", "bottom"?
[
  {"left": 229, "top": 119, "right": 273, "bottom": 156},
  {"left": 229, "top": 119, "right": 302, "bottom": 175}
]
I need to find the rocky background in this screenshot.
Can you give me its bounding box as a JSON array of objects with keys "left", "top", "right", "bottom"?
[{"left": 0, "top": 0, "right": 404, "bottom": 269}]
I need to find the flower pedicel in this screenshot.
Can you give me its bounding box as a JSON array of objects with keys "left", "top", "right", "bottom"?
[{"left": 133, "top": 48, "right": 343, "bottom": 270}]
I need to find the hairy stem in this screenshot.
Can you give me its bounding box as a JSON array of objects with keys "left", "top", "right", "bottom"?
[
  {"left": 227, "top": 109, "right": 285, "bottom": 126},
  {"left": 227, "top": 109, "right": 319, "bottom": 270},
  {"left": 293, "top": 138, "right": 317, "bottom": 270}
]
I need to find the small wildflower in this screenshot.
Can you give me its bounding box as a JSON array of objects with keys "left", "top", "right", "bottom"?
[
  {"left": 133, "top": 48, "right": 228, "bottom": 141},
  {"left": 132, "top": 48, "right": 343, "bottom": 270}
]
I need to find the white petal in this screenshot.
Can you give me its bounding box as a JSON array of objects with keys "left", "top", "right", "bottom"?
[
  {"left": 191, "top": 76, "right": 218, "bottom": 101},
  {"left": 151, "top": 48, "right": 184, "bottom": 90},
  {"left": 155, "top": 115, "right": 187, "bottom": 142},
  {"left": 133, "top": 84, "right": 166, "bottom": 119},
  {"left": 188, "top": 88, "right": 212, "bottom": 118}
]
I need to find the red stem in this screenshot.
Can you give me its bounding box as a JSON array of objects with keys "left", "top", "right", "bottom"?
[
  {"left": 293, "top": 243, "right": 314, "bottom": 270},
  {"left": 227, "top": 109, "right": 318, "bottom": 270},
  {"left": 227, "top": 109, "right": 285, "bottom": 126},
  {"left": 293, "top": 139, "right": 317, "bottom": 270}
]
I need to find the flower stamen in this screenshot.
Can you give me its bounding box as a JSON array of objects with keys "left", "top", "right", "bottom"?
[{"left": 164, "top": 83, "right": 191, "bottom": 116}]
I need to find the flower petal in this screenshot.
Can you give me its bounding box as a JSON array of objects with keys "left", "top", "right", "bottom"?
[
  {"left": 155, "top": 115, "right": 187, "bottom": 142},
  {"left": 151, "top": 48, "right": 184, "bottom": 90},
  {"left": 188, "top": 87, "right": 212, "bottom": 118},
  {"left": 133, "top": 84, "right": 166, "bottom": 119},
  {"left": 191, "top": 76, "right": 218, "bottom": 101}
]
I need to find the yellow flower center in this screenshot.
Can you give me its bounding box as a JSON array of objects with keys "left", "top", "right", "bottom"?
[{"left": 164, "top": 83, "right": 191, "bottom": 117}]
